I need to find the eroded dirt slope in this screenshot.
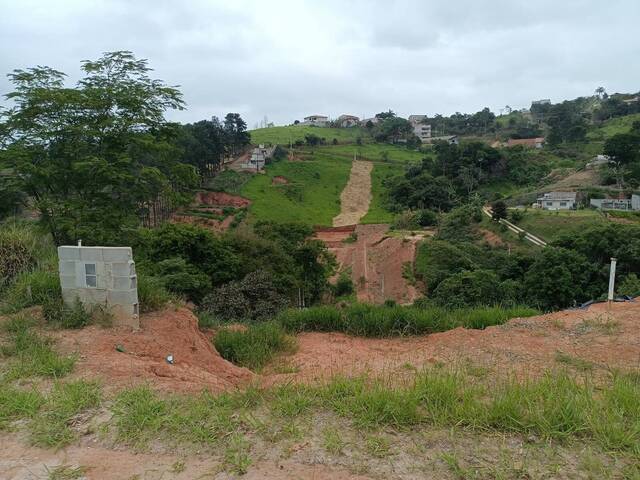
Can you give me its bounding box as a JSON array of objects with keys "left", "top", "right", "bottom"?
[{"left": 332, "top": 160, "right": 372, "bottom": 227}]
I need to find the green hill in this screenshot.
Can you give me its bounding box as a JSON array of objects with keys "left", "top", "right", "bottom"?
[{"left": 249, "top": 125, "right": 370, "bottom": 145}]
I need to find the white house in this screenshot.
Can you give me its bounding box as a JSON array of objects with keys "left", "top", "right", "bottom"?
[
  {"left": 242, "top": 144, "right": 276, "bottom": 171},
  {"left": 58, "top": 245, "right": 139, "bottom": 328},
  {"left": 302, "top": 115, "right": 328, "bottom": 127},
  {"left": 586, "top": 155, "right": 611, "bottom": 169},
  {"left": 408, "top": 115, "right": 432, "bottom": 142},
  {"left": 536, "top": 192, "right": 577, "bottom": 210},
  {"left": 337, "top": 114, "right": 360, "bottom": 128},
  {"left": 591, "top": 194, "right": 640, "bottom": 211}
]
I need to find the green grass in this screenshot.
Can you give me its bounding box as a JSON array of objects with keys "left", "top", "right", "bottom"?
[
  {"left": 203, "top": 170, "right": 253, "bottom": 194},
  {"left": 1, "top": 315, "right": 76, "bottom": 381},
  {"left": 315, "top": 143, "right": 425, "bottom": 164},
  {"left": 107, "top": 369, "right": 640, "bottom": 457},
  {"left": 361, "top": 162, "right": 404, "bottom": 224},
  {"left": 0, "top": 384, "right": 45, "bottom": 429},
  {"left": 214, "top": 322, "right": 296, "bottom": 371},
  {"left": 275, "top": 304, "right": 538, "bottom": 338},
  {"left": 587, "top": 113, "right": 640, "bottom": 142},
  {"left": 516, "top": 209, "right": 608, "bottom": 243},
  {"left": 241, "top": 153, "right": 352, "bottom": 225},
  {"left": 249, "top": 125, "right": 370, "bottom": 145},
  {"left": 30, "top": 380, "right": 101, "bottom": 448}
]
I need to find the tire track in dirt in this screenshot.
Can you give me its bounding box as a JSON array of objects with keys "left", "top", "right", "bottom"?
[{"left": 332, "top": 160, "right": 373, "bottom": 227}]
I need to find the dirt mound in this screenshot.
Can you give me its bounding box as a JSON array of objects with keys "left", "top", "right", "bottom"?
[
  {"left": 195, "top": 191, "right": 251, "bottom": 207},
  {"left": 317, "top": 224, "right": 421, "bottom": 305},
  {"left": 272, "top": 175, "right": 289, "bottom": 185},
  {"left": 55, "top": 307, "right": 253, "bottom": 393},
  {"left": 264, "top": 301, "right": 640, "bottom": 384},
  {"left": 333, "top": 160, "right": 372, "bottom": 227}
]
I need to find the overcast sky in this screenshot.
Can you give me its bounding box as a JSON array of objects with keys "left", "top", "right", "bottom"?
[{"left": 1, "top": 0, "right": 639, "bottom": 128}]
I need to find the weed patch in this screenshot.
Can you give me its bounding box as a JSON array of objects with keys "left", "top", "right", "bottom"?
[{"left": 214, "top": 322, "right": 296, "bottom": 370}]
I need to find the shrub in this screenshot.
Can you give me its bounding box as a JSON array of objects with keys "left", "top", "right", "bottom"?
[
  {"left": 276, "top": 306, "right": 344, "bottom": 333},
  {"left": 414, "top": 240, "right": 477, "bottom": 292},
  {"left": 333, "top": 272, "right": 354, "bottom": 297},
  {"left": 152, "top": 257, "right": 212, "bottom": 303},
  {"left": 415, "top": 209, "right": 438, "bottom": 227},
  {"left": 0, "top": 224, "right": 39, "bottom": 290},
  {"left": 392, "top": 211, "right": 419, "bottom": 230},
  {"left": 619, "top": 273, "right": 640, "bottom": 298},
  {"left": 42, "top": 297, "right": 90, "bottom": 329},
  {"left": 201, "top": 270, "right": 289, "bottom": 322},
  {"left": 137, "top": 274, "right": 173, "bottom": 313},
  {"left": 431, "top": 269, "right": 505, "bottom": 308},
  {"left": 214, "top": 322, "right": 295, "bottom": 370},
  {"left": 510, "top": 209, "right": 524, "bottom": 223}
]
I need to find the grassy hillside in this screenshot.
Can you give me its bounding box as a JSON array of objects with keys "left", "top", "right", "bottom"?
[
  {"left": 249, "top": 125, "right": 371, "bottom": 145},
  {"left": 587, "top": 113, "right": 640, "bottom": 141},
  {"left": 515, "top": 209, "right": 608, "bottom": 242},
  {"left": 315, "top": 143, "right": 425, "bottom": 165},
  {"left": 241, "top": 153, "right": 352, "bottom": 226},
  {"left": 360, "top": 163, "right": 403, "bottom": 224}
]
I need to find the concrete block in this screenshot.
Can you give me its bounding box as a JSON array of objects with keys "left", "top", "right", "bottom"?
[
  {"left": 62, "top": 289, "right": 82, "bottom": 304},
  {"left": 102, "top": 247, "right": 132, "bottom": 263},
  {"left": 79, "top": 248, "right": 104, "bottom": 262},
  {"left": 112, "top": 262, "right": 134, "bottom": 277},
  {"left": 81, "top": 288, "right": 108, "bottom": 305},
  {"left": 112, "top": 276, "right": 136, "bottom": 291},
  {"left": 107, "top": 290, "right": 138, "bottom": 305},
  {"left": 58, "top": 246, "right": 80, "bottom": 261},
  {"left": 59, "top": 275, "right": 78, "bottom": 289},
  {"left": 58, "top": 261, "right": 77, "bottom": 276}
]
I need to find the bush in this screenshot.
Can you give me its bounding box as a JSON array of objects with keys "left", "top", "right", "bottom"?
[
  {"left": 41, "top": 297, "right": 90, "bottom": 329},
  {"left": 0, "top": 224, "right": 39, "bottom": 290},
  {"left": 201, "top": 270, "right": 289, "bottom": 322},
  {"left": 510, "top": 209, "right": 524, "bottom": 223},
  {"left": 276, "top": 306, "right": 344, "bottom": 333},
  {"left": 415, "top": 209, "right": 438, "bottom": 227},
  {"left": 619, "top": 273, "right": 640, "bottom": 297},
  {"left": 392, "top": 211, "right": 419, "bottom": 230},
  {"left": 152, "top": 257, "right": 212, "bottom": 303},
  {"left": 431, "top": 269, "right": 505, "bottom": 308},
  {"left": 214, "top": 322, "right": 295, "bottom": 370},
  {"left": 414, "top": 240, "right": 477, "bottom": 292},
  {"left": 137, "top": 274, "right": 173, "bottom": 313},
  {"left": 333, "top": 272, "right": 354, "bottom": 297}
]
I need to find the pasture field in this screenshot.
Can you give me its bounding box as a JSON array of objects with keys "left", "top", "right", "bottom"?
[
  {"left": 360, "top": 162, "right": 403, "bottom": 224},
  {"left": 515, "top": 209, "right": 608, "bottom": 242},
  {"left": 249, "top": 125, "right": 371, "bottom": 145},
  {"left": 241, "top": 153, "right": 352, "bottom": 225}
]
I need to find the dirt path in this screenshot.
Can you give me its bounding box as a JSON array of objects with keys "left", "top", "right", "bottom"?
[{"left": 332, "top": 160, "right": 372, "bottom": 227}]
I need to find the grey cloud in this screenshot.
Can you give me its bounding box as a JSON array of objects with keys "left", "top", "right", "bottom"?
[{"left": 1, "top": 0, "right": 639, "bottom": 127}]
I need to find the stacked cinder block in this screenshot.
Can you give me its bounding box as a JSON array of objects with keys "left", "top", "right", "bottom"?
[{"left": 57, "top": 246, "right": 139, "bottom": 328}]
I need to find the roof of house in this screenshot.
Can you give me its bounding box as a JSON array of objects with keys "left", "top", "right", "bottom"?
[
  {"left": 506, "top": 137, "right": 545, "bottom": 147},
  {"left": 539, "top": 191, "right": 577, "bottom": 201},
  {"left": 408, "top": 115, "right": 428, "bottom": 123}
]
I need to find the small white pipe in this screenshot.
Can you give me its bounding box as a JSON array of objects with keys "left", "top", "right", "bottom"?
[{"left": 608, "top": 258, "right": 617, "bottom": 302}]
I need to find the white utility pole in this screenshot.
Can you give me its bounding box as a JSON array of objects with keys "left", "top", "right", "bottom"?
[{"left": 608, "top": 257, "right": 617, "bottom": 304}]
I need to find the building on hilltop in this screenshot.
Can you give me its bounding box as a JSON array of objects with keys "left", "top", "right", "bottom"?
[
  {"left": 536, "top": 191, "right": 577, "bottom": 210},
  {"left": 586, "top": 155, "right": 612, "bottom": 169},
  {"left": 506, "top": 137, "right": 545, "bottom": 149},
  {"left": 336, "top": 114, "right": 360, "bottom": 128},
  {"left": 302, "top": 114, "right": 328, "bottom": 127},
  {"left": 408, "top": 115, "right": 432, "bottom": 142}
]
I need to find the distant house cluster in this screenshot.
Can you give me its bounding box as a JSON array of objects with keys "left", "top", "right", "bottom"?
[{"left": 301, "top": 114, "right": 329, "bottom": 127}]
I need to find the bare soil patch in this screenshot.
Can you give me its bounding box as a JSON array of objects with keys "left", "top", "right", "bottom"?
[
  {"left": 332, "top": 160, "right": 373, "bottom": 227},
  {"left": 53, "top": 307, "right": 253, "bottom": 394},
  {"left": 271, "top": 175, "right": 289, "bottom": 185},
  {"left": 264, "top": 301, "right": 640, "bottom": 384},
  {"left": 316, "top": 224, "right": 421, "bottom": 304},
  {"left": 195, "top": 191, "right": 251, "bottom": 208}
]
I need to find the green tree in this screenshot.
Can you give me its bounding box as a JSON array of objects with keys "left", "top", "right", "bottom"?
[
  {"left": 0, "top": 51, "right": 197, "bottom": 245},
  {"left": 491, "top": 201, "right": 508, "bottom": 221},
  {"left": 223, "top": 113, "right": 251, "bottom": 157},
  {"left": 603, "top": 133, "right": 640, "bottom": 187}
]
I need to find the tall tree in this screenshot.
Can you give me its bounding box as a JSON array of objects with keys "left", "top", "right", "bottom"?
[
  {"left": 0, "top": 51, "right": 198, "bottom": 245},
  {"left": 223, "top": 113, "right": 250, "bottom": 158}
]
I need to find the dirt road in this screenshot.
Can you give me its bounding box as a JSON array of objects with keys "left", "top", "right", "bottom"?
[{"left": 332, "top": 160, "right": 372, "bottom": 227}]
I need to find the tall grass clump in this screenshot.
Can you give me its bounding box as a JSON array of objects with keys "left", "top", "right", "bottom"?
[
  {"left": 0, "top": 384, "right": 45, "bottom": 429},
  {"left": 276, "top": 304, "right": 537, "bottom": 338},
  {"left": 29, "top": 380, "right": 101, "bottom": 448},
  {"left": 1, "top": 314, "right": 75, "bottom": 380},
  {"left": 0, "top": 222, "right": 55, "bottom": 291},
  {"left": 1, "top": 269, "right": 61, "bottom": 313},
  {"left": 214, "top": 322, "right": 295, "bottom": 371},
  {"left": 137, "top": 274, "right": 173, "bottom": 313}
]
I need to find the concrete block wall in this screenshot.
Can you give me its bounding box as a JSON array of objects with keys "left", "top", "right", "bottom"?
[{"left": 57, "top": 246, "right": 139, "bottom": 328}]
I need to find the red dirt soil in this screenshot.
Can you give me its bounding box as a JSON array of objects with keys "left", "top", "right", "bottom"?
[
  {"left": 263, "top": 301, "right": 640, "bottom": 384},
  {"left": 54, "top": 307, "right": 253, "bottom": 393},
  {"left": 272, "top": 175, "right": 289, "bottom": 185},
  {"left": 315, "top": 224, "right": 422, "bottom": 304},
  {"left": 194, "top": 191, "right": 251, "bottom": 208}
]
